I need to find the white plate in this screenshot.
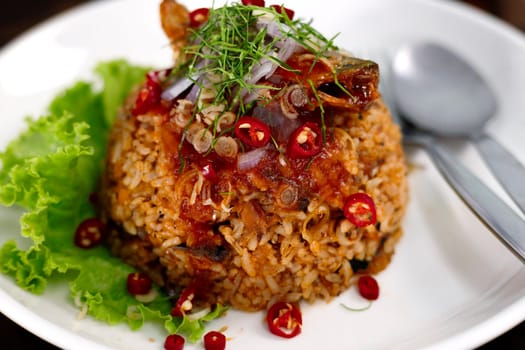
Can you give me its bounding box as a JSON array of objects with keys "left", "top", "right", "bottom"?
[{"left": 1, "top": 0, "right": 524, "bottom": 349}]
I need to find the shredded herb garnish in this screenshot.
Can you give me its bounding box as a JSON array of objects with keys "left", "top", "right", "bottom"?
[
  {"left": 165, "top": 1, "right": 350, "bottom": 156},
  {"left": 270, "top": 135, "right": 280, "bottom": 151},
  {"left": 307, "top": 79, "right": 327, "bottom": 143},
  {"left": 218, "top": 191, "right": 235, "bottom": 196},
  {"left": 305, "top": 156, "right": 316, "bottom": 171},
  {"left": 333, "top": 72, "right": 355, "bottom": 101},
  {"left": 180, "top": 3, "right": 336, "bottom": 115}
]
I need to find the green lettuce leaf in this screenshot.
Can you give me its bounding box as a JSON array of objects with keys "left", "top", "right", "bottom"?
[
  {"left": 0, "top": 60, "right": 225, "bottom": 342},
  {"left": 165, "top": 305, "right": 229, "bottom": 343},
  {"left": 94, "top": 59, "right": 151, "bottom": 126},
  {"left": 69, "top": 255, "right": 172, "bottom": 329}
]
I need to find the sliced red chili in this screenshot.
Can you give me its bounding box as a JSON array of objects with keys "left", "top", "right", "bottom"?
[
  {"left": 203, "top": 331, "right": 226, "bottom": 350},
  {"left": 287, "top": 122, "right": 322, "bottom": 159},
  {"left": 126, "top": 272, "right": 152, "bottom": 296},
  {"left": 74, "top": 218, "right": 106, "bottom": 249},
  {"left": 201, "top": 163, "right": 218, "bottom": 182},
  {"left": 132, "top": 77, "right": 161, "bottom": 116},
  {"left": 171, "top": 280, "right": 198, "bottom": 317},
  {"left": 270, "top": 5, "right": 295, "bottom": 20},
  {"left": 164, "top": 334, "right": 185, "bottom": 350},
  {"left": 234, "top": 116, "right": 271, "bottom": 148},
  {"left": 189, "top": 8, "right": 210, "bottom": 28},
  {"left": 242, "top": 0, "right": 265, "bottom": 6},
  {"left": 358, "top": 275, "right": 380, "bottom": 300},
  {"left": 343, "top": 192, "right": 377, "bottom": 227},
  {"left": 131, "top": 69, "right": 172, "bottom": 116},
  {"left": 266, "top": 301, "right": 302, "bottom": 338},
  {"left": 131, "top": 84, "right": 159, "bottom": 115}
]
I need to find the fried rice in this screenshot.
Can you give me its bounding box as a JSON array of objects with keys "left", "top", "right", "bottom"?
[{"left": 99, "top": 0, "right": 408, "bottom": 312}]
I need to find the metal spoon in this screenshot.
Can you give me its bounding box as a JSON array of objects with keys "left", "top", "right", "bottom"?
[
  {"left": 376, "top": 43, "right": 525, "bottom": 263},
  {"left": 392, "top": 42, "right": 525, "bottom": 215}
]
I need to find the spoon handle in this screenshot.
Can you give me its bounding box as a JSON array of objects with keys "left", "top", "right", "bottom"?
[
  {"left": 424, "top": 139, "right": 525, "bottom": 263},
  {"left": 471, "top": 133, "right": 525, "bottom": 215}
]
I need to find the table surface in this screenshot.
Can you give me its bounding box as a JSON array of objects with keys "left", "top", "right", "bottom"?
[{"left": 0, "top": 0, "right": 524, "bottom": 349}]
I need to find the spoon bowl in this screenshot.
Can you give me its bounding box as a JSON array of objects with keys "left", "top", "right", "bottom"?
[
  {"left": 392, "top": 42, "right": 497, "bottom": 137},
  {"left": 391, "top": 42, "right": 525, "bottom": 215}
]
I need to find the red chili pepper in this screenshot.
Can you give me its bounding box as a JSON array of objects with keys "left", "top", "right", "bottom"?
[
  {"left": 358, "top": 275, "right": 380, "bottom": 300},
  {"left": 266, "top": 301, "right": 302, "bottom": 338},
  {"left": 132, "top": 77, "right": 161, "bottom": 116},
  {"left": 270, "top": 5, "right": 295, "bottom": 20},
  {"left": 234, "top": 116, "right": 271, "bottom": 148},
  {"left": 74, "top": 218, "right": 106, "bottom": 249},
  {"left": 189, "top": 8, "right": 210, "bottom": 28},
  {"left": 242, "top": 0, "right": 265, "bottom": 6},
  {"left": 126, "top": 272, "right": 152, "bottom": 296},
  {"left": 201, "top": 163, "right": 218, "bottom": 182},
  {"left": 343, "top": 192, "right": 377, "bottom": 227},
  {"left": 203, "top": 331, "right": 226, "bottom": 350},
  {"left": 131, "top": 69, "right": 172, "bottom": 116},
  {"left": 171, "top": 281, "right": 198, "bottom": 317},
  {"left": 132, "top": 82, "right": 159, "bottom": 115},
  {"left": 164, "top": 334, "right": 185, "bottom": 350},
  {"left": 287, "top": 122, "right": 322, "bottom": 159}
]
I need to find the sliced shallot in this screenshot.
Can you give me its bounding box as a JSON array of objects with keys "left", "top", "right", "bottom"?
[
  {"left": 215, "top": 136, "right": 239, "bottom": 158},
  {"left": 162, "top": 60, "right": 207, "bottom": 101},
  {"left": 192, "top": 128, "right": 213, "bottom": 154},
  {"left": 185, "top": 81, "right": 200, "bottom": 103},
  {"left": 216, "top": 111, "right": 236, "bottom": 132},
  {"left": 253, "top": 105, "right": 301, "bottom": 141},
  {"left": 280, "top": 84, "right": 308, "bottom": 119},
  {"left": 237, "top": 147, "right": 267, "bottom": 171},
  {"left": 161, "top": 76, "right": 194, "bottom": 101}
]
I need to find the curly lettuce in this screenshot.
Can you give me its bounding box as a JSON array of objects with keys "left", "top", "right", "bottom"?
[{"left": 0, "top": 60, "right": 226, "bottom": 341}]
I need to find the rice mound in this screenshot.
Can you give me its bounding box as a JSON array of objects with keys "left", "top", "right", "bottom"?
[{"left": 100, "top": 92, "right": 408, "bottom": 311}]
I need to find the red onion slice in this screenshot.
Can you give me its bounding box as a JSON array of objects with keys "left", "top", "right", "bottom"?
[
  {"left": 237, "top": 147, "right": 268, "bottom": 171},
  {"left": 161, "top": 60, "right": 207, "bottom": 101},
  {"left": 253, "top": 105, "right": 301, "bottom": 141},
  {"left": 241, "top": 19, "right": 302, "bottom": 103},
  {"left": 257, "top": 20, "right": 292, "bottom": 38},
  {"left": 246, "top": 18, "right": 301, "bottom": 85},
  {"left": 246, "top": 57, "right": 276, "bottom": 85},
  {"left": 241, "top": 56, "right": 277, "bottom": 103},
  {"left": 256, "top": 18, "right": 298, "bottom": 65},
  {"left": 275, "top": 37, "right": 301, "bottom": 64},
  {"left": 161, "top": 77, "right": 194, "bottom": 101},
  {"left": 185, "top": 82, "right": 201, "bottom": 103}
]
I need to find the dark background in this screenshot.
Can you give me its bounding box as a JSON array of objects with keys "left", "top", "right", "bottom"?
[{"left": 0, "top": 0, "right": 524, "bottom": 349}]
